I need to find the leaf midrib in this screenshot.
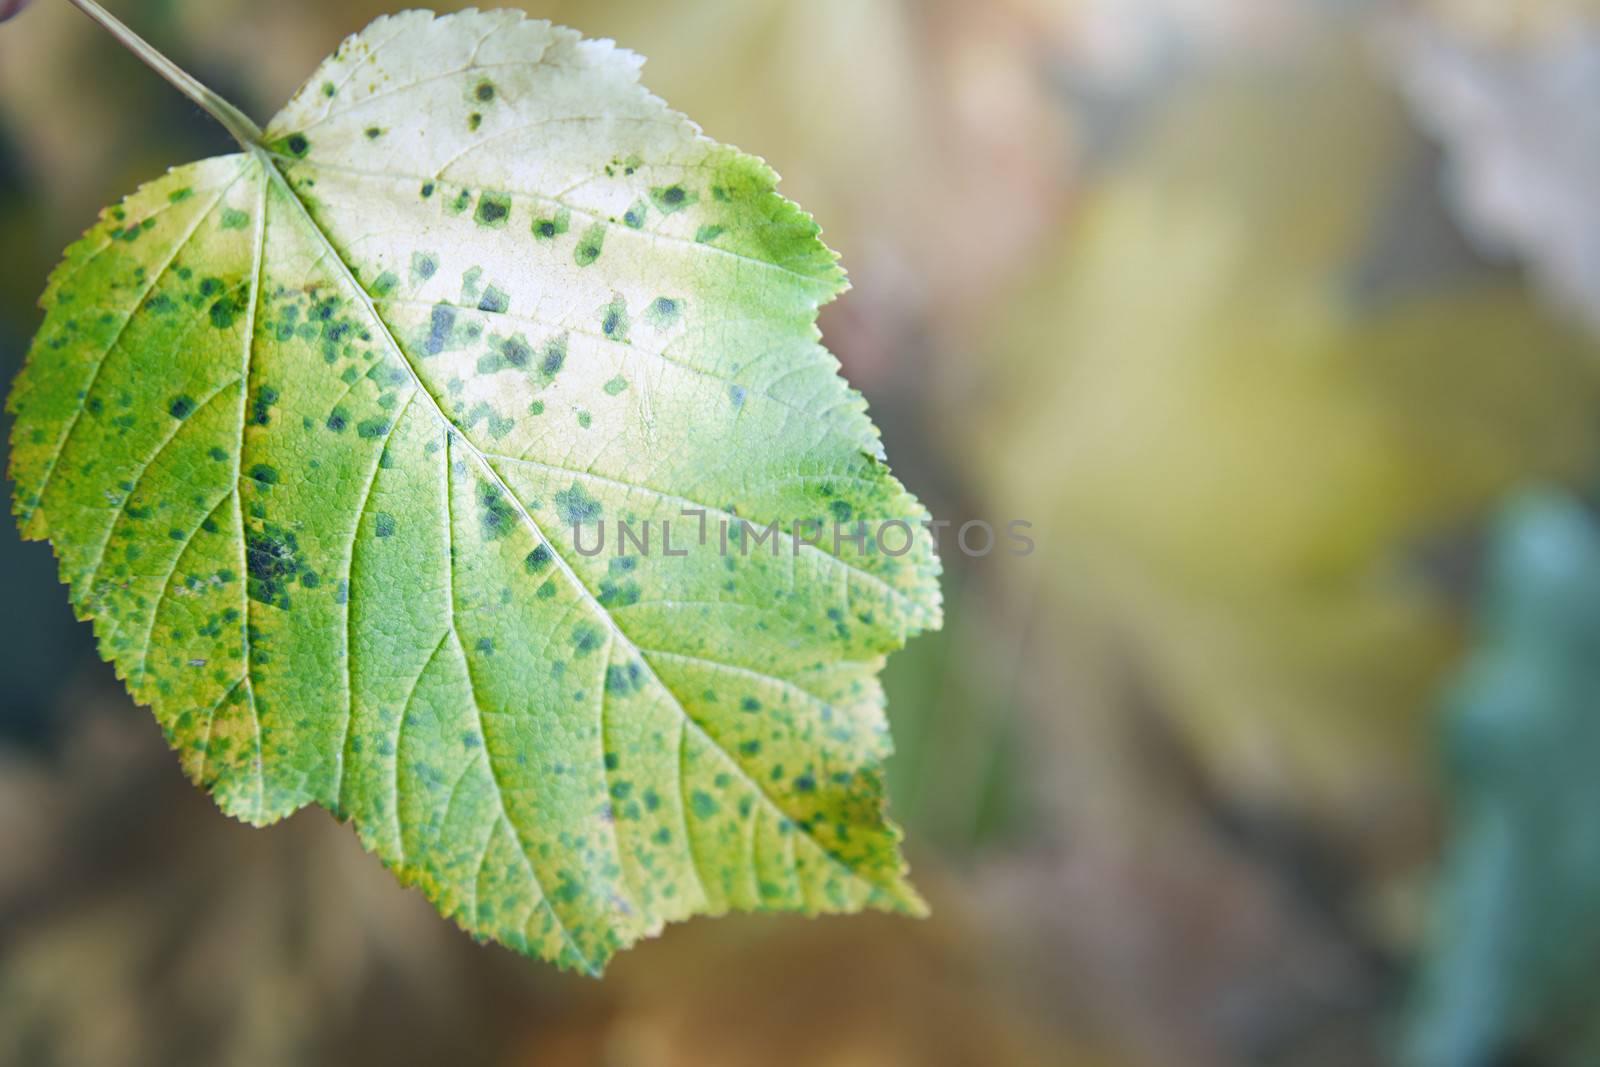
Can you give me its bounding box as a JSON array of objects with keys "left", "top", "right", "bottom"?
[
  {"left": 233, "top": 160, "right": 271, "bottom": 821},
  {"left": 249, "top": 150, "right": 598, "bottom": 972}
]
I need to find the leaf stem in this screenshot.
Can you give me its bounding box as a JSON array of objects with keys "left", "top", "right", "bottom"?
[{"left": 63, "top": 0, "right": 263, "bottom": 150}]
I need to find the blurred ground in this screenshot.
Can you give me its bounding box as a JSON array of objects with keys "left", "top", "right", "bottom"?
[{"left": 4, "top": 1, "right": 1600, "bottom": 1065}]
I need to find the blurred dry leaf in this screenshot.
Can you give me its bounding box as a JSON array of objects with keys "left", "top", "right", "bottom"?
[{"left": 962, "top": 43, "right": 1600, "bottom": 849}]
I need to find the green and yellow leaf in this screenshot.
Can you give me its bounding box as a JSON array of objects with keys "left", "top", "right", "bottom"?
[{"left": 7, "top": 9, "right": 941, "bottom": 974}]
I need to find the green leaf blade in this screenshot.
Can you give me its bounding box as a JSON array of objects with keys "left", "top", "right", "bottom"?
[{"left": 8, "top": 11, "right": 940, "bottom": 974}]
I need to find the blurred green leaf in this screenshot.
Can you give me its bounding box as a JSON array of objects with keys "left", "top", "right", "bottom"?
[{"left": 1406, "top": 489, "right": 1600, "bottom": 1067}]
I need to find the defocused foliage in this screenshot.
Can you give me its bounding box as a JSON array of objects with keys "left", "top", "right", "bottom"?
[
  {"left": 965, "top": 38, "right": 1600, "bottom": 853},
  {"left": 0, "top": 705, "right": 1086, "bottom": 1067},
  {"left": 7, "top": 0, "right": 1600, "bottom": 1063},
  {"left": 1407, "top": 491, "right": 1600, "bottom": 1067}
]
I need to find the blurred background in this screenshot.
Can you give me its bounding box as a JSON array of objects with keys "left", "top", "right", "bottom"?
[{"left": 6, "top": 0, "right": 1600, "bottom": 1064}]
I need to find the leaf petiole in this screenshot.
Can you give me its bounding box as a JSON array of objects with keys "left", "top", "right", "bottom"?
[{"left": 63, "top": 0, "right": 263, "bottom": 150}]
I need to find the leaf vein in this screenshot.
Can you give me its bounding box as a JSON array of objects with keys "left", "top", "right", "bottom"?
[
  {"left": 32, "top": 175, "right": 241, "bottom": 525},
  {"left": 333, "top": 388, "right": 420, "bottom": 812},
  {"left": 444, "top": 433, "right": 597, "bottom": 974},
  {"left": 482, "top": 450, "right": 913, "bottom": 614},
  {"left": 271, "top": 155, "right": 837, "bottom": 290}
]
